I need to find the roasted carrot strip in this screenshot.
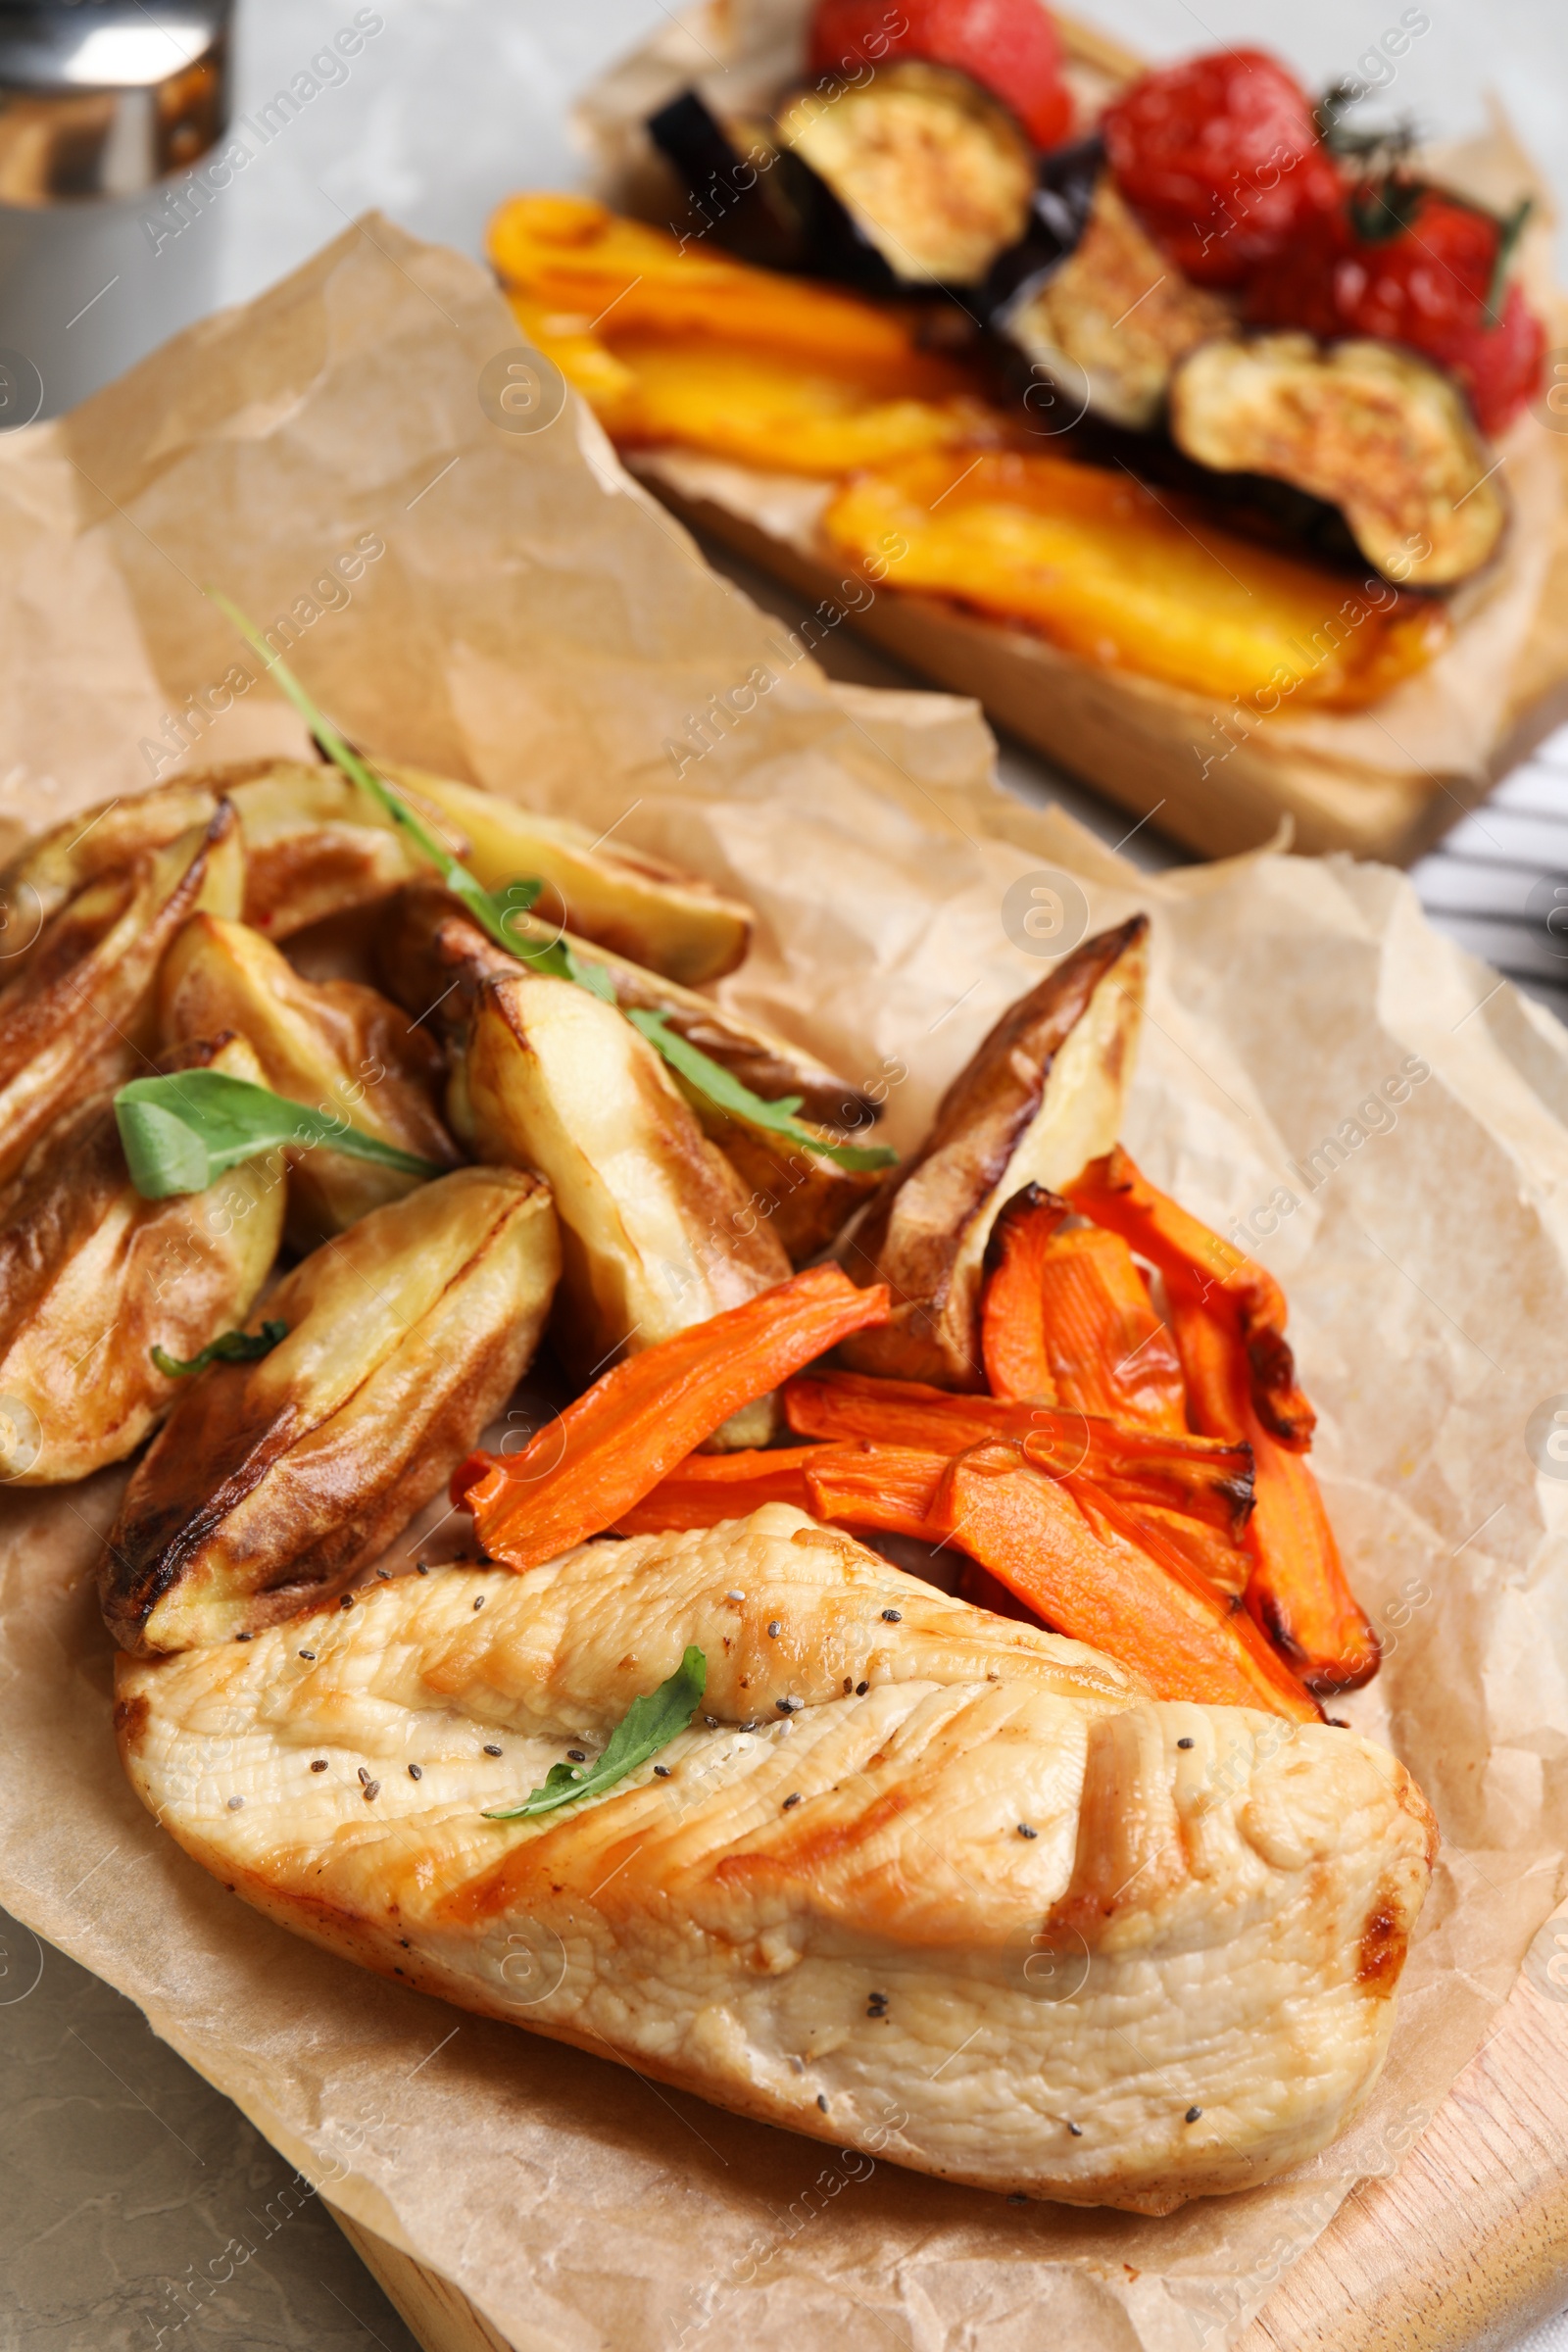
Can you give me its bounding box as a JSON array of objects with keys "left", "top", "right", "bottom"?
[
  {"left": 1066, "top": 1146, "right": 1314, "bottom": 1447},
  {"left": 615, "top": 1445, "right": 839, "bottom": 1534},
  {"left": 783, "top": 1371, "right": 1254, "bottom": 1534},
  {"left": 1033, "top": 1227, "right": 1188, "bottom": 1430},
  {"left": 1165, "top": 1280, "right": 1379, "bottom": 1692},
  {"left": 1124, "top": 1501, "right": 1250, "bottom": 1598},
  {"left": 457, "top": 1267, "right": 890, "bottom": 1571},
  {"left": 934, "top": 1447, "right": 1320, "bottom": 1720},
  {"left": 806, "top": 1444, "right": 947, "bottom": 1540},
  {"left": 979, "top": 1183, "right": 1068, "bottom": 1401}
]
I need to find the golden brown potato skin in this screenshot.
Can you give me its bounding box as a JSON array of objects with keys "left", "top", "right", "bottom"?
[
  {"left": 0, "top": 779, "right": 220, "bottom": 981},
  {"left": 839, "top": 916, "right": 1148, "bottom": 1387},
  {"left": 0, "top": 804, "right": 244, "bottom": 1187},
  {"left": 229, "top": 763, "right": 423, "bottom": 940},
  {"left": 159, "top": 912, "right": 461, "bottom": 1249},
  {"left": 100, "top": 1167, "right": 561, "bottom": 1655},
  {"left": 0, "top": 1034, "right": 285, "bottom": 1485}
]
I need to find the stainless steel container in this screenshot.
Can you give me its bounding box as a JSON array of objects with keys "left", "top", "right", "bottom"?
[{"left": 0, "top": 1, "right": 232, "bottom": 419}]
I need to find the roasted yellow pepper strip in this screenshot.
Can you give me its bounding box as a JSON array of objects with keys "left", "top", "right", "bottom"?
[{"left": 822, "top": 451, "right": 1448, "bottom": 710}]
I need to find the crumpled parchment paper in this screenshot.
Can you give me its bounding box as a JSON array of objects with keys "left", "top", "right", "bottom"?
[{"left": 0, "top": 217, "right": 1565, "bottom": 2352}]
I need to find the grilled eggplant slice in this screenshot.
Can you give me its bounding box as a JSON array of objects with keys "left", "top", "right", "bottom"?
[
  {"left": 0, "top": 779, "right": 221, "bottom": 980},
  {"left": 159, "top": 913, "right": 461, "bottom": 1250},
  {"left": 0, "top": 1033, "right": 285, "bottom": 1486},
  {"left": 461, "top": 972, "right": 791, "bottom": 1435},
  {"left": 997, "top": 172, "right": 1233, "bottom": 430},
  {"left": 377, "top": 881, "right": 877, "bottom": 1133},
  {"left": 647, "top": 88, "right": 805, "bottom": 270},
  {"left": 100, "top": 1167, "right": 561, "bottom": 1654},
  {"left": 0, "top": 805, "right": 244, "bottom": 1188},
  {"left": 1170, "top": 333, "right": 1507, "bottom": 588},
  {"left": 777, "top": 62, "right": 1035, "bottom": 288},
  {"left": 375, "top": 763, "right": 753, "bottom": 987},
  {"left": 840, "top": 916, "right": 1147, "bottom": 1387}
]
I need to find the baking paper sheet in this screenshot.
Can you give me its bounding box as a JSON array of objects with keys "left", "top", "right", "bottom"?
[{"left": 1, "top": 218, "right": 1566, "bottom": 2352}]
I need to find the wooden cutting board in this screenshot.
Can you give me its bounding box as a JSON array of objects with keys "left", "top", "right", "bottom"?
[{"left": 325, "top": 1904, "right": 1568, "bottom": 2352}]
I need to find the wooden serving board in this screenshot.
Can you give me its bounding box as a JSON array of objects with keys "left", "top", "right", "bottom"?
[{"left": 325, "top": 1904, "right": 1568, "bottom": 2352}]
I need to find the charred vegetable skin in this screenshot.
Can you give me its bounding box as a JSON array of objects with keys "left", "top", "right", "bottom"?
[{"left": 101, "top": 1168, "right": 561, "bottom": 1655}]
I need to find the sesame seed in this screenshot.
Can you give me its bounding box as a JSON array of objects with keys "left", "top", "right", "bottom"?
[
  {"left": 767, "top": 1620, "right": 781, "bottom": 1638},
  {"left": 776, "top": 1696, "right": 800, "bottom": 1714},
  {"left": 842, "top": 1678, "right": 853, "bottom": 1693},
  {"left": 816, "top": 2094, "right": 828, "bottom": 2113},
  {"left": 704, "top": 1715, "right": 718, "bottom": 1729},
  {"left": 1185, "top": 2106, "right": 1202, "bottom": 2124},
  {"left": 310, "top": 1759, "right": 327, "bottom": 1773},
  {"left": 881, "top": 1608, "right": 902, "bottom": 1623},
  {"left": 363, "top": 1780, "right": 380, "bottom": 1802},
  {"left": 234, "top": 1631, "right": 252, "bottom": 1642},
  {"left": 340, "top": 1593, "right": 354, "bottom": 1610},
  {"left": 783, "top": 1792, "right": 800, "bottom": 1809},
  {"left": 1327, "top": 1716, "right": 1350, "bottom": 1728},
  {"left": 473, "top": 1595, "right": 485, "bottom": 1611},
  {"left": 654, "top": 1765, "right": 671, "bottom": 1779},
  {"left": 1067, "top": 2122, "right": 1083, "bottom": 2136},
  {"left": 1177, "top": 1737, "right": 1195, "bottom": 1750},
  {"left": 1017, "top": 1823, "right": 1038, "bottom": 1838},
  {"left": 408, "top": 1764, "right": 422, "bottom": 1780},
  {"left": 416, "top": 1562, "right": 429, "bottom": 1576},
  {"left": 375, "top": 1567, "right": 390, "bottom": 1580},
  {"left": 298, "top": 1649, "right": 316, "bottom": 1661},
  {"left": 483, "top": 1743, "right": 503, "bottom": 1757},
  {"left": 226, "top": 1794, "right": 244, "bottom": 1810},
  {"left": 358, "top": 1767, "right": 370, "bottom": 1786},
  {"left": 567, "top": 1749, "right": 586, "bottom": 1762},
  {"left": 1007, "top": 2191, "right": 1027, "bottom": 2204},
  {"left": 789, "top": 2054, "right": 805, "bottom": 2075},
  {"left": 726, "top": 1590, "right": 745, "bottom": 1601},
  {"left": 856, "top": 1681, "right": 868, "bottom": 1695}
]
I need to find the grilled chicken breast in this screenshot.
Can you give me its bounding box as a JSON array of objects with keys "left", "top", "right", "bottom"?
[{"left": 116, "top": 1505, "right": 1435, "bottom": 2211}]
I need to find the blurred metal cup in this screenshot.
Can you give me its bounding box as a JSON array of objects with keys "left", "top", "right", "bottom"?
[{"left": 0, "top": 1, "right": 232, "bottom": 417}]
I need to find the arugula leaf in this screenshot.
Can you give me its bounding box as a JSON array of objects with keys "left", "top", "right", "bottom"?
[
  {"left": 1486, "top": 195, "right": 1534, "bottom": 323},
  {"left": 152, "top": 1319, "right": 288, "bottom": 1379},
  {"left": 483, "top": 1645, "right": 707, "bottom": 1821},
  {"left": 115, "top": 1070, "right": 444, "bottom": 1200},
  {"left": 626, "top": 1011, "right": 897, "bottom": 1171},
  {"left": 206, "top": 595, "right": 891, "bottom": 1161}
]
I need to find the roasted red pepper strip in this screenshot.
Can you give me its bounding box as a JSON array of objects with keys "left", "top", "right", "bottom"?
[
  {"left": 1164, "top": 1277, "right": 1380, "bottom": 1693},
  {"left": 817, "top": 1440, "right": 1318, "bottom": 1718},
  {"left": 1065, "top": 1146, "right": 1314, "bottom": 1448},
  {"left": 783, "top": 1369, "right": 1254, "bottom": 1534},
  {"left": 615, "top": 1445, "right": 840, "bottom": 1534},
  {"left": 456, "top": 1267, "right": 889, "bottom": 1571}
]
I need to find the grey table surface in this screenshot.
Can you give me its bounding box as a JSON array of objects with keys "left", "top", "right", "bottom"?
[{"left": 4, "top": 3, "right": 1568, "bottom": 2348}]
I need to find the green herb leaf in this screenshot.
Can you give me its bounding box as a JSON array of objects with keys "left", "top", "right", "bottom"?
[
  {"left": 1485, "top": 195, "right": 1533, "bottom": 323},
  {"left": 484, "top": 1645, "right": 708, "bottom": 1821},
  {"left": 206, "top": 595, "right": 887, "bottom": 1155},
  {"left": 1348, "top": 175, "right": 1427, "bottom": 244},
  {"left": 626, "top": 1010, "right": 897, "bottom": 1170},
  {"left": 115, "top": 1070, "right": 443, "bottom": 1200},
  {"left": 152, "top": 1319, "right": 288, "bottom": 1379}
]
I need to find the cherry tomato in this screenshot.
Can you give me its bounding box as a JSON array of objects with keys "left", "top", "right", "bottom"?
[
  {"left": 1248, "top": 187, "right": 1546, "bottom": 435},
  {"left": 808, "top": 0, "right": 1075, "bottom": 151},
  {"left": 1102, "top": 49, "right": 1342, "bottom": 288}
]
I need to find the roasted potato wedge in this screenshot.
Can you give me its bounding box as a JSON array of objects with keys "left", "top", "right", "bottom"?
[
  {"left": 0, "top": 1034, "right": 285, "bottom": 1486},
  {"left": 377, "top": 880, "right": 878, "bottom": 1132},
  {"left": 227, "top": 761, "right": 426, "bottom": 939},
  {"left": 99, "top": 1166, "right": 561, "bottom": 1654},
  {"left": 1169, "top": 333, "right": 1506, "bottom": 589},
  {"left": 377, "top": 763, "right": 753, "bottom": 985},
  {"left": 0, "top": 804, "right": 244, "bottom": 1187},
  {"left": 683, "top": 1104, "right": 884, "bottom": 1266},
  {"left": 0, "top": 779, "right": 221, "bottom": 979},
  {"left": 461, "top": 971, "right": 791, "bottom": 1441},
  {"left": 159, "top": 912, "right": 462, "bottom": 1250},
  {"left": 840, "top": 915, "right": 1147, "bottom": 1387}
]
